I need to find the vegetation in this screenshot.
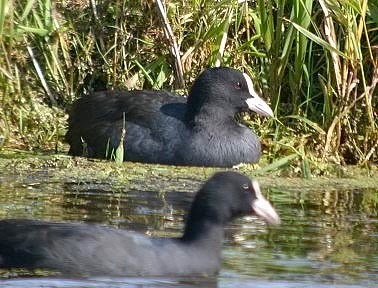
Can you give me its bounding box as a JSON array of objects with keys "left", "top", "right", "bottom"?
[{"left": 0, "top": 0, "right": 377, "bottom": 174}]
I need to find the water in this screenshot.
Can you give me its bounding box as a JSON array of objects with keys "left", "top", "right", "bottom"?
[{"left": 0, "top": 167, "right": 377, "bottom": 287}]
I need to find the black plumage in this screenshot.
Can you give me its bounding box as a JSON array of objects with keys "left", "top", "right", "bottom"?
[
  {"left": 0, "top": 171, "right": 280, "bottom": 276},
  {"left": 66, "top": 67, "right": 273, "bottom": 167}
]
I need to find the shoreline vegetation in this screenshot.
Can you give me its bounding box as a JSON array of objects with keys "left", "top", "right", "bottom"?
[
  {"left": 0, "top": 1, "right": 377, "bottom": 177},
  {"left": 1, "top": 151, "right": 378, "bottom": 187}
]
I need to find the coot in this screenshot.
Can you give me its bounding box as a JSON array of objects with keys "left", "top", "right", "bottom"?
[
  {"left": 0, "top": 171, "right": 279, "bottom": 276},
  {"left": 66, "top": 67, "right": 273, "bottom": 167}
]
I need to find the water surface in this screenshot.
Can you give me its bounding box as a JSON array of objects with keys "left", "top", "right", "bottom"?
[{"left": 0, "top": 165, "right": 377, "bottom": 287}]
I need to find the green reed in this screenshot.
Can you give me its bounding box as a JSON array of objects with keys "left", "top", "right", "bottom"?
[{"left": 0, "top": 0, "right": 377, "bottom": 170}]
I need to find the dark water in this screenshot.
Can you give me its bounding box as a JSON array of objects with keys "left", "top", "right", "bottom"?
[{"left": 0, "top": 169, "right": 377, "bottom": 288}]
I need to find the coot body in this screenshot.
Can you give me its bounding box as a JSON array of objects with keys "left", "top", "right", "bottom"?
[
  {"left": 66, "top": 67, "right": 273, "bottom": 167},
  {"left": 0, "top": 172, "right": 279, "bottom": 276}
]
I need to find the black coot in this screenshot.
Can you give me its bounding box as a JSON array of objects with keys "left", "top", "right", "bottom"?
[
  {"left": 66, "top": 67, "right": 273, "bottom": 167},
  {"left": 0, "top": 171, "right": 280, "bottom": 276}
]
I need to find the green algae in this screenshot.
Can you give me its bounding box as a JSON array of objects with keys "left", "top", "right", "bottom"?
[{"left": 0, "top": 149, "right": 377, "bottom": 192}]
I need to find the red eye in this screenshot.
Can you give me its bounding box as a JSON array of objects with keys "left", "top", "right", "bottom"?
[{"left": 234, "top": 82, "right": 242, "bottom": 89}]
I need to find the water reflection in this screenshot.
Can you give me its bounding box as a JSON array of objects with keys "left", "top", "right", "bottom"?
[
  {"left": 0, "top": 172, "right": 377, "bottom": 287},
  {"left": 0, "top": 276, "right": 218, "bottom": 288}
]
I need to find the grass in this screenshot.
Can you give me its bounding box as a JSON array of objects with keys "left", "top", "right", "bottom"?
[{"left": 0, "top": 0, "right": 377, "bottom": 175}]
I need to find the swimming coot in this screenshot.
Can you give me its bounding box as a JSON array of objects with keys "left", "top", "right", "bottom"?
[
  {"left": 0, "top": 171, "right": 279, "bottom": 276},
  {"left": 66, "top": 67, "right": 273, "bottom": 167}
]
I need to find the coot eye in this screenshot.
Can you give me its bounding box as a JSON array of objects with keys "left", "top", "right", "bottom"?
[
  {"left": 233, "top": 82, "right": 242, "bottom": 89},
  {"left": 242, "top": 183, "right": 249, "bottom": 190}
]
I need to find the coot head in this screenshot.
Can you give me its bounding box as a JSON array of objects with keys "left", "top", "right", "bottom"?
[
  {"left": 186, "top": 67, "right": 273, "bottom": 122},
  {"left": 183, "top": 171, "right": 280, "bottom": 241}
]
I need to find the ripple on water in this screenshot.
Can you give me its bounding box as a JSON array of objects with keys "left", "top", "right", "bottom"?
[{"left": 0, "top": 171, "right": 377, "bottom": 287}]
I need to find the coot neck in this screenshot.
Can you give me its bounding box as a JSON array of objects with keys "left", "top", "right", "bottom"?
[
  {"left": 180, "top": 219, "right": 225, "bottom": 251},
  {"left": 185, "top": 83, "right": 238, "bottom": 126},
  {"left": 180, "top": 195, "right": 229, "bottom": 245},
  {"left": 185, "top": 105, "right": 238, "bottom": 129}
]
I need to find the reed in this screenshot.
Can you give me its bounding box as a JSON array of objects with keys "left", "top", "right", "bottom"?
[{"left": 0, "top": 0, "right": 377, "bottom": 169}]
